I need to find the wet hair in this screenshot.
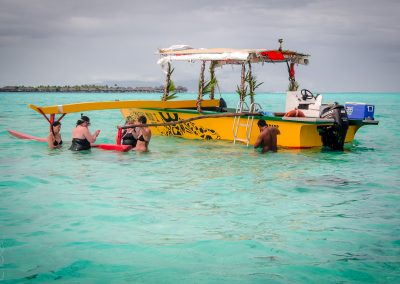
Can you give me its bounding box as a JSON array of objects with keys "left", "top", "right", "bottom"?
[
  {"left": 257, "top": 119, "right": 267, "bottom": 127},
  {"left": 125, "top": 118, "right": 135, "bottom": 124},
  {"left": 76, "top": 114, "right": 90, "bottom": 126},
  {"left": 51, "top": 121, "right": 61, "bottom": 136},
  {"left": 52, "top": 121, "right": 61, "bottom": 127},
  {"left": 138, "top": 115, "right": 147, "bottom": 124}
]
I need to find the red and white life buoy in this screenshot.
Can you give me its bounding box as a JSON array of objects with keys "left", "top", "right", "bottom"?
[{"left": 284, "top": 109, "right": 305, "bottom": 117}]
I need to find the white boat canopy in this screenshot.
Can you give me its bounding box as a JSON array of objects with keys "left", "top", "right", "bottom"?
[{"left": 157, "top": 45, "right": 310, "bottom": 71}]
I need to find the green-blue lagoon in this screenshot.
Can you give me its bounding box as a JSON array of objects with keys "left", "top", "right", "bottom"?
[{"left": 0, "top": 92, "right": 399, "bottom": 283}]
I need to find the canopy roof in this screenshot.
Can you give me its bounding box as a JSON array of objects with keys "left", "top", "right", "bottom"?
[{"left": 157, "top": 45, "right": 310, "bottom": 66}]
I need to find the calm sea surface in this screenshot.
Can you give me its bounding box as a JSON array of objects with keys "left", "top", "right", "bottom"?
[{"left": 0, "top": 92, "right": 399, "bottom": 283}]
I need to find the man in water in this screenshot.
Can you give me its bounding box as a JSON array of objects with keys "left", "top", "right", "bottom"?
[{"left": 254, "top": 119, "right": 280, "bottom": 153}]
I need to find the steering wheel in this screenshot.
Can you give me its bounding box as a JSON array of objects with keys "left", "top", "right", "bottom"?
[{"left": 301, "top": 89, "right": 315, "bottom": 101}]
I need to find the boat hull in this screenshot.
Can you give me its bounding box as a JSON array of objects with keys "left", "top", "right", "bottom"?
[{"left": 120, "top": 107, "right": 366, "bottom": 148}]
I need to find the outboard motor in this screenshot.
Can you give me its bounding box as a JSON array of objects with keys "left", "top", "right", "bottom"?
[{"left": 319, "top": 103, "right": 349, "bottom": 150}]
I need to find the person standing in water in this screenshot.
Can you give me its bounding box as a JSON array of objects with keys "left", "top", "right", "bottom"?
[
  {"left": 47, "top": 121, "right": 63, "bottom": 149},
  {"left": 121, "top": 119, "right": 138, "bottom": 147},
  {"left": 254, "top": 119, "right": 280, "bottom": 153},
  {"left": 134, "top": 115, "right": 151, "bottom": 152},
  {"left": 69, "top": 115, "right": 100, "bottom": 151}
]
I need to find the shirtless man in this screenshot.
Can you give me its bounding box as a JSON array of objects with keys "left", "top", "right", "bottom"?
[{"left": 254, "top": 119, "right": 280, "bottom": 153}]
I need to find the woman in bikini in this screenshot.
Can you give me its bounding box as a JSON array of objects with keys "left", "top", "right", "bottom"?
[
  {"left": 121, "top": 119, "right": 138, "bottom": 147},
  {"left": 47, "top": 121, "right": 63, "bottom": 149},
  {"left": 134, "top": 115, "right": 151, "bottom": 152}
]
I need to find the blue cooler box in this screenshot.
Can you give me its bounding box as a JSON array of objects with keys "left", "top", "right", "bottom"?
[{"left": 345, "top": 102, "right": 375, "bottom": 120}]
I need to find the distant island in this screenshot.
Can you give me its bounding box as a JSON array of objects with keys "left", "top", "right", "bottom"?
[{"left": 0, "top": 85, "right": 188, "bottom": 93}]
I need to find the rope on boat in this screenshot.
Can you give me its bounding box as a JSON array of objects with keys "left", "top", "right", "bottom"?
[{"left": 121, "top": 112, "right": 261, "bottom": 129}]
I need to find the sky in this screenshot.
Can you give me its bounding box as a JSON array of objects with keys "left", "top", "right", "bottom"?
[{"left": 0, "top": 0, "right": 399, "bottom": 92}]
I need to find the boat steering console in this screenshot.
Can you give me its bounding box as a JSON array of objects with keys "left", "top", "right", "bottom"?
[{"left": 300, "top": 89, "right": 319, "bottom": 101}]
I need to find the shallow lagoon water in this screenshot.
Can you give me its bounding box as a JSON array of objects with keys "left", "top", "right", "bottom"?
[{"left": 0, "top": 92, "right": 399, "bottom": 283}]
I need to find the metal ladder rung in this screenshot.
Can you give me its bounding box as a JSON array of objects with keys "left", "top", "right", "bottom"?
[{"left": 232, "top": 101, "right": 264, "bottom": 146}]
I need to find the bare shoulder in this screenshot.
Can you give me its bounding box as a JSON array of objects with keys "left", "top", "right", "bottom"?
[
  {"left": 269, "top": 127, "right": 280, "bottom": 134},
  {"left": 261, "top": 127, "right": 270, "bottom": 134},
  {"left": 47, "top": 132, "right": 54, "bottom": 142},
  {"left": 144, "top": 127, "right": 151, "bottom": 135}
]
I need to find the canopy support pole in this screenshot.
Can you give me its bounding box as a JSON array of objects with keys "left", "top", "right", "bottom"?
[
  {"left": 197, "top": 61, "right": 206, "bottom": 112},
  {"left": 209, "top": 61, "right": 217, "bottom": 100},
  {"left": 162, "top": 62, "right": 172, "bottom": 101},
  {"left": 240, "top": 63, "right": 246, "bottom": 102},
  {"left": 248, "top": 61, "right": 255, "bottom": 104},
  {"left": 287, "top": 62, "right": 298, "bottom": 91}
]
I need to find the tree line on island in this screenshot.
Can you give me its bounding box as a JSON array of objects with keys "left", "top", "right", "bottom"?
[{"left": 0, "top": 84, "right": 188, "bottom": 93}]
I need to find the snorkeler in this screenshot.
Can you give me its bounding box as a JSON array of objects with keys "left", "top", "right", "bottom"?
[{"left": 69, "top": 115, "right": 100, "bottom": 151}]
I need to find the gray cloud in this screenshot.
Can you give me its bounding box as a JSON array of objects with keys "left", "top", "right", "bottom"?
[{"left": 0, "top": 0, "right": 399, "bottom": 92}]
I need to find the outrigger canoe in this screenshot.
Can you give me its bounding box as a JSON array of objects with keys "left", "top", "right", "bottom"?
[{"left": 25, "top": 41, "right": 378, "bottom": 150}]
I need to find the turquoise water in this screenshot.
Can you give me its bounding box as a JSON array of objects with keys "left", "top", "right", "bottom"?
[{"left": 0, "top": 92, "right": 399, "bottom": 283}]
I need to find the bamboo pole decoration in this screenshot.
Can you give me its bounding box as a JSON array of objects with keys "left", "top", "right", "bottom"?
[
  {"left": 240, "top": 63, "right": 246, "bottom": 102},
  {"left": 121, "top": 112, "right": 261, "bottom": 129},
  {"left": 287, "top": 62, "right": 298, "bottom": 91},
  {"left": 162, "top": 62, "right": 172, "bottom": 101},
  {"left": 197, "top": 61, "right": 206, "bottom": 112},
  {"left": 248, "top": 61, "right": 254, "bottom": 104},
  {"left": 209, "top": 61, "right": 216, "bottom": 100}
]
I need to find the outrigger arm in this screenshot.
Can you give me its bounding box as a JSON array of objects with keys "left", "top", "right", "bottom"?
[
  {"left": 31, "top": 106, "right": 66, "bottom": 131},
  {"left": 28, "top": 99, "right": 222, "bottom": 131}
]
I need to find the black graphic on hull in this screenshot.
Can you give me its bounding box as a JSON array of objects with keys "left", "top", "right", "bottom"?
[
  {"left": 127, "top": 111, "right": 221, "bottom": 140},
  {"left": 158, "top": 112, "right": 221, "bottom": 140}
]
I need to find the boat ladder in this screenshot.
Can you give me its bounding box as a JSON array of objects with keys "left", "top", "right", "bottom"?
[{"left": 232, "top": 101, "right": 263, "bottom": 146}]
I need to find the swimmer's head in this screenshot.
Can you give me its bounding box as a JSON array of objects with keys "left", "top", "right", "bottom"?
[
  {"left": 138, "top": 115, "right": 147, "bottom": 124},
  {"left": 77, "top": 114, "right": 90, "bottom": 126},
  {"left": 257, "top": 119, "right": 267, "bottom": 127}
]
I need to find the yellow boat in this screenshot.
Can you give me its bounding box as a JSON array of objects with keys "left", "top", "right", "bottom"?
[
  {"left": 118, "top": 42, "right": 378, "bottom": 149},
  {"left": 118, "top": 102, "right": 377, "bottom": 149},
  {"left": 28, "top": 41, "right": 379, "bottom": 150}
]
